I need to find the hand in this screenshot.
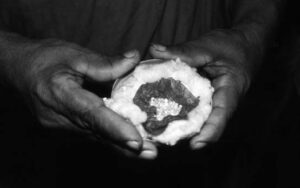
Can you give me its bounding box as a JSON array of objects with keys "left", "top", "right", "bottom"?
[
  {"left": 150, "top": 30, "right": 252, "bottom": 149},
  {"left": 17, "top": 39, "right": 157, "bottom": 159}
]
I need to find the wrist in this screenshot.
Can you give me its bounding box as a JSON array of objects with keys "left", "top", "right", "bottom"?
[
  {"left": 0, "top": 31, "right": 41, "bottom": 93},
  {"left": 195, "top": 29, "right": 254, "bottom": 95}
]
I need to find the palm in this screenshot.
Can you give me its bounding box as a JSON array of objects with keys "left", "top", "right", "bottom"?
[
  {"left": 23, "top": 40, "right": 158, "bottom": 159},
  {"left": 150, "top": 33, "right": 250, "bottom": 149}
]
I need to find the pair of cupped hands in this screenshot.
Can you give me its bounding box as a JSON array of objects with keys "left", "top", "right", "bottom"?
[{"left": 18, "top": 30, "right": 251, "bottom": 160}]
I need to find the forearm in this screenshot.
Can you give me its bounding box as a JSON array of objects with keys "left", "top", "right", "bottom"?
[
  {"left": 232, "top": 0, "right": 282, "bottom": 38},
  {"left": 230, "top": 0, "right": 283, "bottom": 72},
  {"left": 0, "top": 31, "right": 39, "bottom": 91},
  {"left": 186, "top": 1, "right": 282, "bottom": 94}
]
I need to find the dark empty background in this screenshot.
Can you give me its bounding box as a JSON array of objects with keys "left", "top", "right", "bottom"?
[{"left": 1, "top": 1, "right": 300, "bottom": 188}]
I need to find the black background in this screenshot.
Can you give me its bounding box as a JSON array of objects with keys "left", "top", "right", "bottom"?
[{"left": 1, "top": 1, "right": 300, "bottom": 188}]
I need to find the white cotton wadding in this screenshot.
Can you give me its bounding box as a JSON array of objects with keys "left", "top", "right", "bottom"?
[{"left": 103, "top": 58, "right": 214, "bottom": 146}]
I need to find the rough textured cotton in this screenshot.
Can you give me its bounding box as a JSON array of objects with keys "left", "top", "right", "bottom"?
[{"left": 104, "top": 59, "right": 214, "bottom": 145}]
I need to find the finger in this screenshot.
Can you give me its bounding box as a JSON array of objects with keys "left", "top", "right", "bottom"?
[
  {"left": 149, "top": 44, "right": 194, "bottom": 64},
  {"left": 93, "top": 133, "right": 157, "bottom": 160},
  {"left": 56, "top": 79, "right": 143, "bottom": 151},
  {"left": 92, "top": 134, "right": 142, "bottom": 158},
  {"left": 138, "top": 140, "right": 158, "bottom": 160},
  {"left": 150, "top": 43, "right": 212, "bottom": 67},
  {"left": 93, "top": 107, "right": 143, "bottom": 145},
  {"left": 74, "top": 50, "right": 140, "bottom": 82},
  {"left": 190, "top": 76, "right": 239, "bottom": 150},
  {"left": 111, "top": 140, "right": 158, "bottom": 160}
]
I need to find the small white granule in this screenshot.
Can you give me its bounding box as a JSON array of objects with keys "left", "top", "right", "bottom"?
[{"left": 150, "top": 97, "right": 182, "bottom": 121}]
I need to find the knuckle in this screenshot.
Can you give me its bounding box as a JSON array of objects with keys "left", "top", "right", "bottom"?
[
  {"left": 72, "top": 59, "right": 89, "bottom": 74},
  {"left": 49, "top": 77, "right": 66, "bottom": 98},
  {"left": 71, "top": 51, "right": 99, "bottom": 72},
  {"left": 33, "top": 75, "right": 69, "bottom": 111},
  {"left": 105, "top": 56, "right": 118, "bottom": 78},
  {"left": 32, "top": 79, "right": 51, "bottom": 104},
  {"left": 79, "top": 108, "right": 96, "bottom": 130}
]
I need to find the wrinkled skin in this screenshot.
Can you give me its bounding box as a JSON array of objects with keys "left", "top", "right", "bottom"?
[
  {"left": 21, "top": 29, "right": 253, "bottom": 155},
  {"left": 0, "top": 29, "right": 260, "bottom": 159},
  {"left": 12, "top": 39, "right": 158, "bottom": 160},
  {"left": 150, "top": 30, "right": 255, "bottom": 149}
]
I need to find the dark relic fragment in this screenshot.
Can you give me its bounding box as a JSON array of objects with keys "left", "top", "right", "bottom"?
[{"left": 133, "top": 78, "right": 199, "bottom": 135}]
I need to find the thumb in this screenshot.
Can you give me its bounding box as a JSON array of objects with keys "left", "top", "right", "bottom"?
[
  {"left": 150, "top": 43, "right": 193, "bottom": 64},
  {"left": 76, "top": 50, "right": 140, "bottom": 82}
]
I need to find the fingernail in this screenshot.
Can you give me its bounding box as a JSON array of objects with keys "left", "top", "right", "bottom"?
[
  {"left": 140, "top": 150, "right": 157, "bottom": 160},
  {"left": 152, "top": 44, "right": 166, "bottom": 52},
  {"left": 126, "top": 141, "right": 141, "bottom": 150},
  {"left": 123, "top": 50, "right": 138, "bottom": 58},
  {"left": 191, "top": 142, "right": 207, "bottom": 150}
]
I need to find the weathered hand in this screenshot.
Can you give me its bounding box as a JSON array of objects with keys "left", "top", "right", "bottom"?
[
  {"left": 150, "top": 30, "right": 252, "bottom": 149},
  {"left": 18, "top": 39, "right": 157, "bottom": 159}
]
